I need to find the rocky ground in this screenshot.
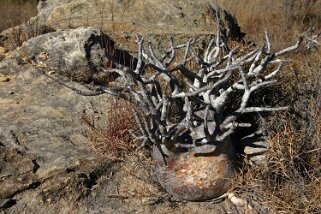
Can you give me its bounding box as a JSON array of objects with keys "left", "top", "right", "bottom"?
[
  {"left": 0, "top": 1, "right": 269, "bottom": 213},
  {"left": 0, "top": 0, "right": 245, "bottom": 50}
]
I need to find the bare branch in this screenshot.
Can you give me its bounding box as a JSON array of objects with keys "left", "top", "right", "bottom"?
[
  {"left": 275, "top": 37, "right": 303, "bottom": 56},
  {"left": 134, "top": 35, "right": 144, "bottom": 74},
  {"left": 264, "top": 30, "right": 271, "bottom": 53},
  {"left": 242, "top": 106, "right": 288, "bottom": 113}
]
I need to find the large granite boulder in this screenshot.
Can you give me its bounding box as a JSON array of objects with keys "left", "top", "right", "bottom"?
[{"left": 0, "top": 27, "right": 136, "bottom": 83}]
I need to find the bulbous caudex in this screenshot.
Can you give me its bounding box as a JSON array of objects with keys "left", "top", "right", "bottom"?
[{"left": 152, "top": 138, "right": 236, "bottom": 201}]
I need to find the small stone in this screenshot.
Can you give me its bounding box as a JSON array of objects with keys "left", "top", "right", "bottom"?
[
  {"left": 141, "top": 197, "right": 149, "bottom": 204},
  {"left": 0, "top": 46, "right": 7, "bottom": 55},
  {"left": 9, "top": 91, "right": 14, "bottom": 95},
  {"left": 38, "top": 52, "right": 49, "bottom": 60},
  {"left": 0, "top": 75, "right": 10, "bottom": 82},
  {"left": 244, "top": 141, "right": 268, "bottom": 166},
  {"left": 75, "top": 160, "right": 81, "bottom": 166}
]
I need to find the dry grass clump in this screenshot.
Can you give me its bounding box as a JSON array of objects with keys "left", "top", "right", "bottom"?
[
  {"left": 265, "top": 125, "right": 320, "bottom": 213},
  {"left": 232, "top": 51, "right": 321, "bottom": 213},
  {"left": 83, "top": 97, "right": 137, "bottom": 158}
]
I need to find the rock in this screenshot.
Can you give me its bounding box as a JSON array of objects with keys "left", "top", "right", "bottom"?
[
  {"left": 212, "top": 4, "right": 246, "bottom": 41},
  {"left": 244, "top": 141, "right": 268, "bottom": 166},
  {"left": 242, "top": 132, "right": 268, "bottom": 166},
  {"left": 0, "top": 0, "right": 245, "bottom": 50},
  {"left": 0, "top": 46, "right": 7, "bottom": 55},
  {"left": 18, "top": 27, "right": 110, "bottom": 82},
  {"left": 0, "top": 26, "right": 115, "bottom": 212},
  {"left": 0, "top": 46, "right": 7, "bottom": 61},
  {"left": 0, "top": 74, "right": 10, "bottom": 82},
  {"left": 0, "top": 27, "right": 135, "bottom": 83}
]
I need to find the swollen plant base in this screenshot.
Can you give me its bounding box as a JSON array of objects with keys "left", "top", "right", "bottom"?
[{"left": 152, "top": 142, "right": 235, "bottom": 201}]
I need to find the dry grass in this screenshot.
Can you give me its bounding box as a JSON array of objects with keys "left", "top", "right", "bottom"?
[
  {"left": 0, "top": 0, "right": 38, "bottom": 33},
  {"left": 0, "top": 0, "right": 42, "bottom": 49},
  {"left": 232, "top": 51, "right": 321, "bottom": 213},
  {"left": 233, "top": 121, "right": 320, "bottom": 213},
  {"left": 217, "top": 0, "right": 321, "bottom": 48},
  {"left": 83, "top": 96, "right": 137, "bottom": 158}
]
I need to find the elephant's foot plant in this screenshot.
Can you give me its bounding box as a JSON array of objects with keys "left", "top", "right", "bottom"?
[{"left": 70, "top": 25, "right": 303, "bottom": 201}]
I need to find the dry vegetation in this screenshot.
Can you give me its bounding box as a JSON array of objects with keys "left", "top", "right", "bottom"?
[
  {"left": 232, "top": 54, "right": 321, "bottom": 213},
  {"left": 221, "top": 1, "right": 321, "bottom": 213},
  {"left": 0, "top": 0, "right": 320, "bottom": 213},
  {"left": 0, "top": 0, "right": 38, "bottom": 32},
  {"left": 217, "top": 0, "right": 321, "bottom": 46},
  {"left": 0, "top": 0, "right": 41, "bottom": 48},
  {"left": 82, "top": 96, "right": 136, "bottom": 159}
]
